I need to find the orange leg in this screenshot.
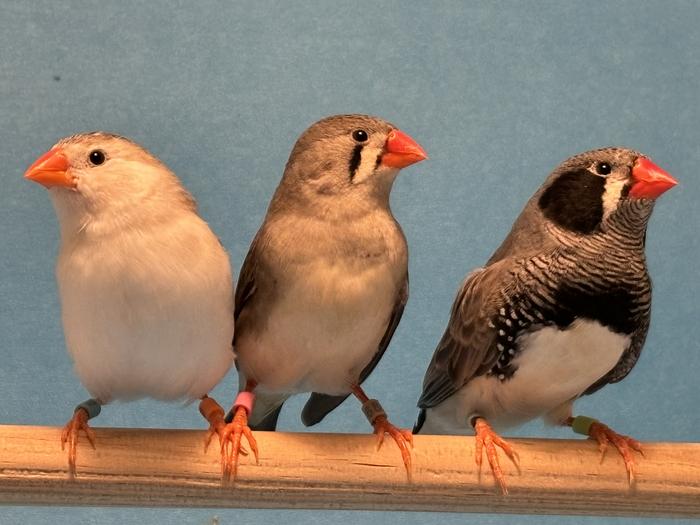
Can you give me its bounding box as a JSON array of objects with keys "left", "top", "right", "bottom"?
[
  {"left": 60, "top": 402, "right": 99, "bottom": 479},
  {"left": 567, "top": 416, "right": 644, "bottom": 485},
  {"left": 200, "top": 395, "right": 238, "bottom": 480},
  {"left": 219, "top": 405, "right": 258, "bottom": 483},
  {"left": 199, "top": 383, "right": 258, "bottom": 484},
  {"left": 472, "top": 417, "right": 520, "bottom": 495},
  {"left": 352, "top": 385, "right": 413, "bottom": 481}
]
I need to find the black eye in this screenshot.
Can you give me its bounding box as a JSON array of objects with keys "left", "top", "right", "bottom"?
[
  {"left": 89, "top": 150, "right": 105, "bottom": 166},
  {"left": 596, "top": 162, "right": 612, "bottom": 175},
  {"left": 352, "top": 129, "right": 368, "bottom": 143}
]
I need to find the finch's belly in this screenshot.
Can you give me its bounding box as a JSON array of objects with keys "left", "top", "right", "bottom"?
[
  {"left": 61, "top": 282, "right": 234, "bottom": 404},
  {"left": 237, "top": 262, "right": 399, "bottom": 395},
  {"left": 449, "top": 319, "right": 630, "bottom": 431}
]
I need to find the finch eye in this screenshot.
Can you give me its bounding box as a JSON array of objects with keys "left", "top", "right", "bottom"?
[
  {"left": 596, "top": 162, "right": 612, "bottom": 175},
  {"left": 88, "top": 150, "right": 105, "bottom": 166},
  {"left": 352, "top": 129, "right": 368, "bottom": 143}
]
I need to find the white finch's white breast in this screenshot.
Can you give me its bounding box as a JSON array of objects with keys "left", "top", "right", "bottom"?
[{"left": 57, "top": 212, "right": 234, "bottom": 403}]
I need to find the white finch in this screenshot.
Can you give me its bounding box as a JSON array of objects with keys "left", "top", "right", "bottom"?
[
  {"left": 24, "top": 132, "right": 235, "bottom": 477},
  {"left": 216, "top": 114, "right": 427, "bottom": 482}
]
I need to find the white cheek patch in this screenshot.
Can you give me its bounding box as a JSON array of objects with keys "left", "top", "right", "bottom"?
[
  {"left": 351, "top": 146, "right": 382, "bottom": 185},
  {"left": 601, "top": 176, "right": 628, "bottom": 220}
]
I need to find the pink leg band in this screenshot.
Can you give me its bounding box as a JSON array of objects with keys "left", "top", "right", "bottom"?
[{"left": 233, "top": 391, "right": 256, "bottom": 415}]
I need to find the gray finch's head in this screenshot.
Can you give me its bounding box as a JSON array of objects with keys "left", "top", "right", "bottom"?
[
  {"left": 24, "top": 132, "right": 196, "bottom": 236},
  {"left": 537, "top": 147, "right": 677, "bottom": 235},
  {"left": 490, "top": 147, "right": 677, "bottom": 263},
  {"left": 270, "top": 114, "right": 427, "bottom": 216}
]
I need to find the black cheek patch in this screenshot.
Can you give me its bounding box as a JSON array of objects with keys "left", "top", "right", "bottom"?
[{"left": 538, "top": 169, "right": 606, "bottom": 234}]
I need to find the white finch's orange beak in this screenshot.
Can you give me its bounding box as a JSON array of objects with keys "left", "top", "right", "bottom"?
[{"left": 24, "top": 148, "right": 73, "bottom": 188}]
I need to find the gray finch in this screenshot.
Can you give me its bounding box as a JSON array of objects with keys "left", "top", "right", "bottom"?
[
  {"left": 415, "top": 147, "right": 676, "bottom": 494},
  {"left": 208, "top": 114, "right": 427, "bottom": 482}
]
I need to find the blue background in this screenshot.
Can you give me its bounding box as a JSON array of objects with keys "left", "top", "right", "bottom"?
[{"left": 1, "top": 1, "right": 698, "bottom": 524}]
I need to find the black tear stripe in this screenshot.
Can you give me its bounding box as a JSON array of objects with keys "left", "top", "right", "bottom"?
[
  {"left": 538, "top": 169, "right": 606, "bottom": 234},
  {"left": 349, "top": 145, "right": 364, "bottom": 182},
  {"left": 374, "top": 153, "right": 383, "bottom": 170}
]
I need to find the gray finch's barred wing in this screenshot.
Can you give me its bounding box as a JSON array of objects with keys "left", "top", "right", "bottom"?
[
  {"left": 233, "top": 235, "right": 260, "bottom": 330},
  {"left": 233, "top": 228, "right": 279, "bottom": 347},
  {"left": 232, "top": 231, "right": 275, "bottom": 367},
  {"left": 358, "top": 276, "right": 409, "bottom": 384},
  {"left": 227, "top": 232, "right": 290, "bottom": 426},
  {"left": 417, "top": 262, "right": 513, "bottom": 409},
  {"left": 301, "top": 276, "right": 409, "bottom": 427}
]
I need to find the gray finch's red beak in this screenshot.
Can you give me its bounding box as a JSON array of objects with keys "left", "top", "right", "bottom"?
[
  {"left": 381, "top": 129, "right": 428, "bottom": 169},
  {"left": 629, "top": 157, "right": 677, "bottom": 199}
]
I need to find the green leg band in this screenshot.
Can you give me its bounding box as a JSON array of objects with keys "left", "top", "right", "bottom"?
[{"left": 571, "top": 415, "right": 598, "bottom": 436}]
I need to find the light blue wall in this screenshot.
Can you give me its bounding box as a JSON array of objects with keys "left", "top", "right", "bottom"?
[{"left": 1, "top": 1, "right": 698, "bottom": 524}]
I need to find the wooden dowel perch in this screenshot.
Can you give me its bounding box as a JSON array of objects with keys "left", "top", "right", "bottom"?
[{"left": 0, "top": 425, "right": 698, "bottom": 517}]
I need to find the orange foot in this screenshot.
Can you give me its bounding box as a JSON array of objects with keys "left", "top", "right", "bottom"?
[
  {"left": 200, "top": 397, "right": 258, "bottom": 483},
  {"left": 200, "top": 396, "right": 230, "bottom": 476},
  {"left": 60, "top": 408, "right": 96, "bottom": 479},
  {"left": 588, "top": 420, "right": 644, "bottom": 485},
  {"left": 219, "top": 406, "right": 258, "bottom": 483},
  {"left": 473, "top": 417, "right": 520, "bottom": 495},
  {"left": 372, "top": 415, "right": 414, "bottom": 481}
]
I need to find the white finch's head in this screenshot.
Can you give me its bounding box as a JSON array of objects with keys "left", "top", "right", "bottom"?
[{"left": 24, "top": 132, "right": 195, "bottom": 238}]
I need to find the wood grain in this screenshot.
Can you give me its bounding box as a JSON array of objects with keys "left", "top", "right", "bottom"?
[{"left": 0, "top": 425, "right": 698, "bottom": 517}]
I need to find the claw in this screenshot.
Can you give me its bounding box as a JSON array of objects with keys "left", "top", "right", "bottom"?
[
  {"left": 473, "top": 417, "right": 519, "bottom": 495},
  {"left": 200, "top": 397, "right": 257, "bottom": 482},
  {"left": 588, "top": 421, "right": 643, "bottom": 486},
  {"left": 372, "top": 415, "right": 413, "bottom": 481},
  {"left": 218, "top": 407, "right": 258, "bottom": 484},
  {"left": 60, "top": 408, "right": 95, "bottom": 479},
  {"left": 200, "top": 396, "right": 225, "bottom": 453}
]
